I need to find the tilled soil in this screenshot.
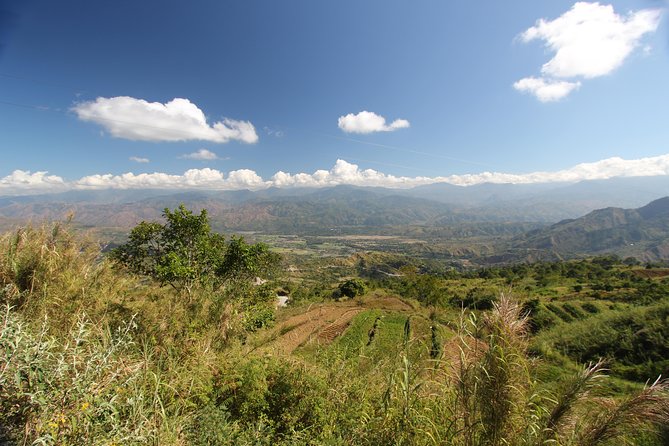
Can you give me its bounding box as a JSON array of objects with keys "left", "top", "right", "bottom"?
[{"left": 262, "top": 296, "right": 413, "bottom": 354}]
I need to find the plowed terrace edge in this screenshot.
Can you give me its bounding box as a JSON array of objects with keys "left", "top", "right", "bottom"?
[{"left": 260, "top": 296, "right": 414, "bottom": 355}]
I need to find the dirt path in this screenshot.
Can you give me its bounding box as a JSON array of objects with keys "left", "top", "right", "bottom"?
[{"left": 259, "top": 295, "right": 413, "bottom": 355}]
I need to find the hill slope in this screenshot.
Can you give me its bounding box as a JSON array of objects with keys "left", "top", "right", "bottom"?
[{"left": 510, "top": 197, "right": 669, "bottom": 261}]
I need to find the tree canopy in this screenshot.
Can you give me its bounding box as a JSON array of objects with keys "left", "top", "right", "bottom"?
[{"left": 111, "top": 205, "right": 279, "bottom": 294}]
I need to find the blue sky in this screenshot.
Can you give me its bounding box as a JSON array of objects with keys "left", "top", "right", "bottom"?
[{"left": 1, "top": 0, "right": 668, "bottom": 194}]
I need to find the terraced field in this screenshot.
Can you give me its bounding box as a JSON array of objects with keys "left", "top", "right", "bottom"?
[{"left": 257, "top": 295, "right": 415, "bottom": 354}]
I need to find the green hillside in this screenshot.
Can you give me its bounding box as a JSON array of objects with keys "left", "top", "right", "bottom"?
[
  {"left": 507, "top": 197, "right": 669, "bottom": 262},
  {"left": 1, "top": 211, "right": 669, "bottom": 445}
]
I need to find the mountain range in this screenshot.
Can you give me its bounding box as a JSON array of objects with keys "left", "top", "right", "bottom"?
[
  {"left": 502, "top": 196, "right": 669, "bottom": 263},
  {"left": 2, "top": 176, "right": 669, "bottom": 229},
  {"left": 1, "top": 176, "right": 669, "bottom": 262}
]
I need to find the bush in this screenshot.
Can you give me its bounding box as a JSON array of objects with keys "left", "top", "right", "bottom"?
[
  {"left": 545, "top": 302, "right": 574, "bottom": 322},
  {"left": 523, "top": 298, "right": 559, "bottom": 333},
  {"left": 541, "top": 302, "right": 669, "bottom": 381},
  {"left": 581, "top": 302, "right": 600, "bottom": 314},
  {"left": 217, "top": 357, "right": 328, "bottom": 438},
  {"left": 0, "top": 222, "right": 129, "bottom": 327},
  {"left": 562, "top": 302, "right": 586, "bottom": 319},
  {"left": 451, "top": 286, "right": 497, "bottom": 310},
  {"left": 338, "top": 278, "right": 366, "bottom": 298},
  {"left": 0, "top": 306, "right": 159, "bottom": 444}
]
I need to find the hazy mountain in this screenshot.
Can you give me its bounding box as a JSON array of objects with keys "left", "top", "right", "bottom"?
[
  {"left": 2, "top": 176, "right": 669, "bottom": 237},
  {"left": 404, "top": 176, "right": 669, "bottom": 215},
  {"left": 506, "top": 197, "right": 669, "bottom": 262}
]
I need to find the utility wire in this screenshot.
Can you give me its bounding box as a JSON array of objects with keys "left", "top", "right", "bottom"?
[
  {"left": 0, "top": 72, "right": 88, "bottom": 94},
  {"left": 319, "top": 132, "right": 494, "bottom": 168},
  {"left": 0, "top": 99, "right": 212, "bottom": 140},
  {"left": 1, "top": 71, "right": 494, "bottom": 173}
]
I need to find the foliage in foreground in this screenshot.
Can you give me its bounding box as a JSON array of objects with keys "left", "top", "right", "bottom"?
[
  {"left": 110, "top": 205, "right": 279, "bottom": 295},
  {"left": 1, "top": 220, "right": 669, "bottom": 445}
]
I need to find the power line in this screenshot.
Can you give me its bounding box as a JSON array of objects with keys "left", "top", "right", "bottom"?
[
  {"left": 344, "top": 157, "right": 438, "bottom": 174},
  {"left": 0, "top": 72, "right": 88, "bottom": 94},
  {"left": 284, "top": 126, "right": 495, "bottom": 169},
  {"left": 1, "top": 72, "right": 495, "bottom": 172},
  {"left": 0, "top": 99, "right": 214, "bottom": 140}
]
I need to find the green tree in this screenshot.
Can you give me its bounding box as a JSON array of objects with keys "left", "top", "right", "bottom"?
[
  {"left": 111, "top": 205, "right": 277, "bottom": 295},
  {"left": 338, "top": 278, "right": 366, "bottom": 298}
]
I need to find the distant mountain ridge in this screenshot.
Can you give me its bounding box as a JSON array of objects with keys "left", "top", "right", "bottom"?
[
  {"left": 1, "top": 176, "right": 669, "bottom": 232},
  {"left": 507, "top": 196, "right": 669, "bottom": 262},
  {"left": 2, "top": 177, "right": 669, "bottom": 263}
]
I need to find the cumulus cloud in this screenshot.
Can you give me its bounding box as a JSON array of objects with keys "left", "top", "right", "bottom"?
[
  {"left": 338, "top": 111, "right": 410, "bottom": 134},
  {"left": 0, "top": 170, "right": 67, "bottom": 195},
  {"left": 521, "top": 2, "right": 661, "bottom": 79},
  {"left": 179, "top": 149, "right": 219, "bottom": 160},
  {"left": 75, "top": 168, "right": 229, "bottom": 190},
  {"left": 3, "top": 155, "right": 669, "bottom": 195},
  {"left": 72, "top": 97, "right": 258, "bottom": 144},
  {"left": 513, "top": 77, "right": 581, "bottom": 102},
  {"left": 515, "top": 2, "right": 662, "bottom": 101},
  {"left": 129, "top": 156, "right": 150, "bottom": 163},
  {"left": 436, "top": 155, "right": 669, "bottom": 186},
  {"left": 270, "top": 160, "right": 430, "bottom": 188}
]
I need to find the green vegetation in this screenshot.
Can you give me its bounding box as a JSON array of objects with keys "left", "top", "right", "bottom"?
[
  {"left": 1, "top": 210, "right": 669, "bottom": 445},
  {"left": 338, "top": 278, "right": 367, "bottom": 298},
  {"left": 111, "top": 205, "right": 278, "bottom": 296}
]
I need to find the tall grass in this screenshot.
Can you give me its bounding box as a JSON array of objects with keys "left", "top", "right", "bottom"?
[
  {"left": 0, "top": 222, "right": 130, "bottom": 327},
  {"left": 448, "top": 293, "right": 669, "bottom": 446},
  {"left": 0, "top": 305, "right": 167, "bottom": 444},
  {"left": 1, "top": 222, "right": 668, "bottom": 445}
]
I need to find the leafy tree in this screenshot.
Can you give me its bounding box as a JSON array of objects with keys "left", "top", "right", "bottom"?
[
  {"left": 338, "top": 278, "right": 366, "bottom": 298},
  {"left": 111, "top": 205, "right": 277, "bottom": 295},
  {"left": 218, "top": 236, "right": 279, "bottom": 285}
]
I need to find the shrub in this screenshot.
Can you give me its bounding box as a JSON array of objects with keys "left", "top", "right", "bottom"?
[
  {"left": 581, "top": 302, "right": 601, "bottom": 314},
  {"left": 0, "top": 306, "right": 161, "bottom": 444},
  {"left": 451, "top": 286, "right": 497, "bottom": 310},
  {"left": 338, "top": 278, "right": 366, "bottom": 298},
  {"left": 542, "top": 302, "right": 669, "bottom": 382},
  {"left": 546, "top": 302, "right": 574, "bottom": 322},
  {"left": 452, "top": 295, "right": 669, "bottom": 446},
  {"left": 0, "top": 222, "right": 128, "bottom": 326},
  {"left": 562, "top": 302, "right": 587, "bottom": 319},
  {"left": 523, "top": 298, "right": 559, "bottom": 332},
  {"left": 217, "top": 357, "right": 328, "bottom": 438}
]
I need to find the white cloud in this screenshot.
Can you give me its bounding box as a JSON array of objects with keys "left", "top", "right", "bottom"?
[
  {"left": 0, "top": 170, "right": 67, "bottom": 195},
  {"left": 513, "top": 77, "right": 581, "bottom": 102},
  {"left": 516, "top": 2, "right": 662, "bottom": 101},
  {"left": 70, "top": 155, "right": 669, "bottom": 189},
  {"left": 72, "top": 96, "right": 258, "bottom": 144},
  {"left": 225, "top": 169, "right": 267, "bottom": 189},
  {"left": 129, "top": 156, "right": 150, "bottom": 163},
  {"left": 179, "top": 149, "right": 219, "bottom": 160},
  {"left": 521, "top": 2, "right": 661, "bottom": 79},
  {"left": 75, "top": 168, "right": 229, "bottom": 190},
  {"left": 270, "top": 159, "right": 431, "bottom": 188},
  {"left": 338, "top": 111, "right": 410, "bottom": 134},
  {"left": 437, "top": 155, "right": 669, "bottom": 186},
  {"left": 73, "top": 167, "right": 266, "bottom": 191},
  {"left": 4, "top": 155, "right": 669, "bottom": 195}
]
